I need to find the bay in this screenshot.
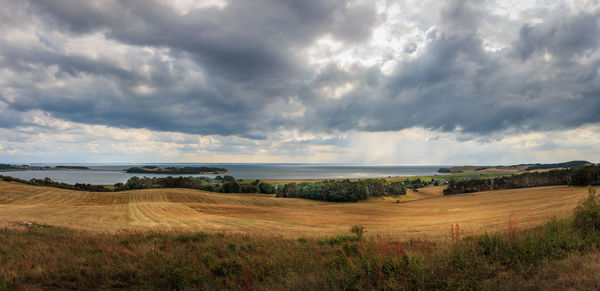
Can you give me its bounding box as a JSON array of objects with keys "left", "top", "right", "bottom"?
[{"left": 1, "top": 163, "right": 449, "bottom": 185}]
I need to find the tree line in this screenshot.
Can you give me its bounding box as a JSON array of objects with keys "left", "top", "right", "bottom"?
[
  {"left": 0, "top": 164, "right": 19, "bottom": 170},
  {"left": 443, "top": 164, "right": 600, "bottom": 195},
  {"left": 276, "top": 179, "right": 406, "bottom": 202},
  {"left": 118, "top": 175, "right": 275, "bottom": 194},
  {"left": 0, "top": 175, "right": 111, "bottom": 192},
  {"left": 525, "top": 160, "right": 589, "bottom": 171},
  {"left": 0, "top": 175, "right": 275, "bottom": 194}
]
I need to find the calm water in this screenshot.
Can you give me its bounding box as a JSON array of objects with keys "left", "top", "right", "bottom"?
[{"left": 1, "top": 163, "right": 449, "bottom": 185}]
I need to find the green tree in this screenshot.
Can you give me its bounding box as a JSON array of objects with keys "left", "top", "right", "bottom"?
[
  {"left": 573, "top": 186, "right": 600, "bottom": 239},
  {"left": 258, "top": 182, "right": 275, "bottom": 194},
  {"left": 222, "top": 181, "right": 241, "bottom": 193}
]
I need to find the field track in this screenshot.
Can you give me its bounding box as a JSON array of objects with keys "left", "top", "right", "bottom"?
[{"left": 0, "top": 181, "right": 596, "bottom": 239}]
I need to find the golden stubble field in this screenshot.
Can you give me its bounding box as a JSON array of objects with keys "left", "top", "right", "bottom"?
[{"left": 0, "top": 181, "right": 595, "bottom": 239}]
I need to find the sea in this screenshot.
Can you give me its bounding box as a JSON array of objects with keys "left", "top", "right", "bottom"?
[{"left": 0, "top": 163, "right": 450, "bottom": 185}]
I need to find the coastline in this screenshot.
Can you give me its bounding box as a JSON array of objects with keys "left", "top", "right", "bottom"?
[
  {"left": 0, "top": 164, "right": 461, "bottom": 185},
  {"left": 0, "top": 168, "right": 116, "bottom": 172},
  {"left": 125, "top": 170, "right": 229, "bottom": 175},
  {"left": 1, "top": 168, "right": 229, "bottom": 174}
]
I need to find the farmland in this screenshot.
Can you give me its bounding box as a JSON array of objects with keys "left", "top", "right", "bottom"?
[
  {"left": 2, "top": 180, "right": 600, "bottom": 289},
  {"left": 1, "top": 181, "right": 600, "bottom": 289},
  {"left": 0, "top": 181, "right": 594, "bottom": 239}
]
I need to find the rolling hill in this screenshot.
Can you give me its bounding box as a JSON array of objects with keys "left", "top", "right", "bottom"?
[{"left": 0, "top": 181, "right": 594, "bottom": 239}]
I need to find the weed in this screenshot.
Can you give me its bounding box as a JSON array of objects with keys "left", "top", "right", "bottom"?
[{"left": 350, "top": 225, "right": 365, "bottom": 241}]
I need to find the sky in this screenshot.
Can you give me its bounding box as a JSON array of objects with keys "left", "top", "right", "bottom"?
[{"left": 0, "top": 0, "right": 599, "bottom": 165}]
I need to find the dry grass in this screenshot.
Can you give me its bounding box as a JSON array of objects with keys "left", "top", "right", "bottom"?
[
  {"left": 485, "top": 250, "right": 600, "bottom": 290},
  {"left": 368, "top": 185, "right": 445, "bottom": 203},
  {"left": 0, "top": 181, "right": 595, "bottom": 239}
]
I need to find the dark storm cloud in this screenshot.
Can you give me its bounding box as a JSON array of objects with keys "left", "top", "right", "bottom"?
[
  {"left": 0, "top": 0, "right": 599, "bottom": 140},
  {"left": 304, "top": 1, "right": 600, "bottom": 135},
  {"left": 1, "top": 0, "right": 380, "bottom": 138},
  {"left": 30, "top": 0, "right": 377, "bottom": 82},
  {"left": 513, "top": 11, "right": 600, "bottom": 61}
]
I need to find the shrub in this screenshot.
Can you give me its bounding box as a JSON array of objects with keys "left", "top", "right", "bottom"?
[
  {"left": 319, "top": 235, "right": 358, "bottom": 246},
  {"left": 222, "top": 181, "right": 241, "bottom": 193},
  {"left": 572, "top": 186, "right": 600, "bottom": 239},
  {"left": 258, "top": 182, "right": 275, "bottom": 194},
  {"left": 350, "top": 225, "right": 365, "bottom": 241},
  {"left": 241, "top": 184, "right": 259, "bottom": 193}
]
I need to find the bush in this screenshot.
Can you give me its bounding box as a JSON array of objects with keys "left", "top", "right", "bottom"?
[
  {"left": 350, "top": 225, "right": 365, "bottom": 241},
  {"left": 572, "top": 187, "right": 600, "bottom": 239},
  {"left": 276, "top": 179, "right": 406, "bottom": 202},
  {"left": 241, "top": 184, "right": 259, "bottom": 193},
  {"left": 258, "top": 182, "right": 275, "bottom": 194},
  {"left": 222, "top": 181, "right": 241, "bottom": 193}
]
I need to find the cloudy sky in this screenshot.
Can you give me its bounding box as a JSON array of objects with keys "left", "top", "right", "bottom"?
[{"left": 1, "top": 0, "right": 599, "bottom": 164}]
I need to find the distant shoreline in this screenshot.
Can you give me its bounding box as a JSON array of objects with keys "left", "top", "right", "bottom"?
[
  {"left": 0, "top": 168, "right": 115, "bottom": 172},
  {"left": 124, "top": 166, "right": 229, "bottom": 175},
  {"left": 0, "top": 168, "right": 228, "bottom": 174},
  {"left": 3, "top": 162, "right": 587, "bottom": 185}
]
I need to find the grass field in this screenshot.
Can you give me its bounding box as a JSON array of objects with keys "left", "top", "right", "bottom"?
[
  {"left": 2, "top": 181, "right": 600, "bottom": 289},
  {"left": 0, "top": 181, "right": 594, "bottom": 239}
]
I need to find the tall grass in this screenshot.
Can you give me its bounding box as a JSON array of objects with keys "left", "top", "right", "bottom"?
[{"left": 0, "top": 220, "right": 593, "bottom": 290}]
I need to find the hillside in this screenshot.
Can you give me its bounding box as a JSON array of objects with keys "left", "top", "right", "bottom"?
[
  {"left": 0, "top": 181, "right": 594, "bottom": 239},
  {"left": 438, "top": 160, "right": 591, "bottom": 174},
  {"left": 525, "top": 160, "right": 591, "bottom": 171}
]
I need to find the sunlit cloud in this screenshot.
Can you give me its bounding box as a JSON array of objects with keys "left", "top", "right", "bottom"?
[{"left": 0, "top": 0, "right": 598, "bottom": 163}]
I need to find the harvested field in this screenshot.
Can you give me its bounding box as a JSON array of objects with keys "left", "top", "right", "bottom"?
[{"left": 0, "top": 181, "right": 595, "bottom": 239}]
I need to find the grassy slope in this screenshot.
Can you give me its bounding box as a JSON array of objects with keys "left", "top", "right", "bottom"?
[
  {"left": 1, "top": 215, "right": 599, "bottom": 290},
  {"left": 0, "top": 181, "right": 595, "bottom": 240}
]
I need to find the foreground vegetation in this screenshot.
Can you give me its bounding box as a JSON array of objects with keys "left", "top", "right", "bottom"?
[{"left": 1, "top": 187, "right": 600, "bottom": 290}]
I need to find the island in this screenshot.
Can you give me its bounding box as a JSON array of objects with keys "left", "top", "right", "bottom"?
[
  {"left": 54, "top": 166, "right": 90, "bottom": 170},
  {"left": 124, "top": 166, "right": 229, "bottom": 174},
  {"left": 0, "top": 164, "right": 94, "bottom": 171},
  {"left": 0, "top": 164, "right": 21, "bottom": 171}
]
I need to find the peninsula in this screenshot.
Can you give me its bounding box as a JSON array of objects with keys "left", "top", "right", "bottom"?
[{"left": 124, "top": 166, "right": 228, "bottom": 174}]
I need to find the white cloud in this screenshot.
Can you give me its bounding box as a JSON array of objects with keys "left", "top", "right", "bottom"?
[
  {"left": 1, "top": 111, "right": 599, "bottom": 164},
  {"left": 0, "top": 0, "right": 599, "bottom": 164},
  {"left": 344, "top": 126, "right": 600, "bottom": 165}
]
